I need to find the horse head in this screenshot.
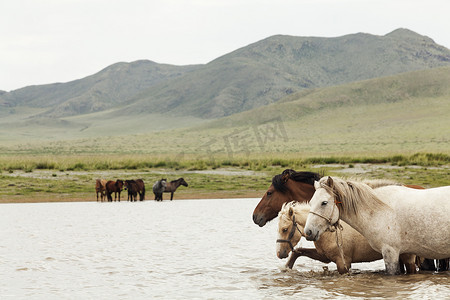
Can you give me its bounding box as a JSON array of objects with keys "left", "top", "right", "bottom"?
[
  {"left": 304, "top": 177, "right": 341, "bottom": 241},
  {"left": 277, "top": 201, "right": 313, "bottom": 258},
  {"left": 179, "top": 178, "right": 188, "bottom": 187},
  {"left": 253, "top": 170, "right": 319, "bottom": 227},
  {"left": 116, "top": 179, "right": 124, "bottom": 190}
]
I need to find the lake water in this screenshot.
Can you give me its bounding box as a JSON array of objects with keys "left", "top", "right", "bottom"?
[{"left": 0, "top": 198, "right": 448, "bottom": 299}]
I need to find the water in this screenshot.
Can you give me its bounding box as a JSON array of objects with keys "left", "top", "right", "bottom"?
[{"left": 0, "top": 198, "right": 448, "bottom": 299}]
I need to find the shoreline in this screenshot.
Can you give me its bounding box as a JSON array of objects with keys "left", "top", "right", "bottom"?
[
  {"left": 0, "top": 190, "right": 265, "bottom": 204},
  {"left": 2, "top": 163, "right": 449, "bottom": 204}
]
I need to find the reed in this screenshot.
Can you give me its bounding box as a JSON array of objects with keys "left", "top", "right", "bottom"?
[{"left": 0, "top": 152, "right": 448, "bottom": 173}]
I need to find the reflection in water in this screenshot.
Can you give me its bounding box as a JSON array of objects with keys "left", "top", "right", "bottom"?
[{"left": 0, "top": 199, "right": 448, "bottom": 299}]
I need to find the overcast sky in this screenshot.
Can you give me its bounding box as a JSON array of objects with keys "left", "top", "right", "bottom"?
[{"left": 1, "top": 0, "right": 449, "bottom": 91}]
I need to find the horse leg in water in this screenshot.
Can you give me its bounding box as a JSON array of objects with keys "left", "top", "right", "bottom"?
[
  {"left": 399, "top": 254, "right": 417, "bottom": 274},
  {"left": 382, "top": 246, "right": 401, "bottom": 275},
  {"left": 286, "top": 248, "right": 331, "bottom": 269},
  {"left": 438, "top": 258, "right": 449, "bottom": 271},
  {"left": 419, "top": 258, "right": 436, "bottom": 271}
]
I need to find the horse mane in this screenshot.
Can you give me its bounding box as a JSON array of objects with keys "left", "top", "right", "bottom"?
[
  {"left": 272, "top": 169, "right": 322, "bottom": 193},
  {"left": 279, "top": 201, "right": 311, "bottom": 224},
  {"left": 362, "top": 179, "right": 401, "bottom": 189},
  {"left": 319, "top": 177, "right": 392, "bottom": 215},
  {"left": 171, "top": 178, "right": 184, "bottom": 184}
]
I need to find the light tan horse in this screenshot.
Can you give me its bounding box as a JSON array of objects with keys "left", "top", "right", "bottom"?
[
  {"left": 277, "top": 201, "right": 385, "bottom": 274},
  {"left": 95, "top": 179, "right": 107, "bottom": 202}
]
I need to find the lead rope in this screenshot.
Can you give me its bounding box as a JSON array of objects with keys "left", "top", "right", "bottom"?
[{"left": 335, "top": 220, "right": 349, "bottom": 273}]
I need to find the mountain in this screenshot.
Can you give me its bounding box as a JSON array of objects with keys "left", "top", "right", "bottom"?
[
  {"left": 0, "top": 60, "right": 201, "bottom": 117},
  {"left": 127, "top": 28, "right": 450, "bottom": 118},
  {"left": 1, "top": 28, "right": 450, "bottom": 122}
]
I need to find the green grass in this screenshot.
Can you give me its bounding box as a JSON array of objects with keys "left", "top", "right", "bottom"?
[
  {"left": 1, "top": 153, "right": 448, "bottom": 173},
  {"left": 0, "top": 156, "right": 448, "bottom": 203}
]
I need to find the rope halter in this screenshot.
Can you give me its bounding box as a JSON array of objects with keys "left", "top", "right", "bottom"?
[
  {"left": 308, "top": 196, "right": 341, "bottom": 232},
  {"left": 276, "top": 213, "right": 303, "bottom": 251}
]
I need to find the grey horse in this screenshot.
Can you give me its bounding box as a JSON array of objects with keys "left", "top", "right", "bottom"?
[{"left": 152, "top": 179, "right": 167, "bottom": 201}]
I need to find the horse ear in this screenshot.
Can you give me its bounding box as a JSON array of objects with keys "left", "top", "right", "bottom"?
[
  {"left": 288, "top": 206, "right": 294, "bottom": 217},
  {"left": 314, "top": 180, "right": 321, "bottom": 190},
  {"left": 327, "top": 176, "right": 334, "bottom": 187}
]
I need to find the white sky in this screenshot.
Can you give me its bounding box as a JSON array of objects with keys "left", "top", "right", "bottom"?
[{"left": 1, "top": 0, "right": 449, "bottom": 91}]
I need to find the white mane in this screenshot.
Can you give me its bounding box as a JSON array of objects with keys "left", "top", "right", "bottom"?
[
  {"left": 278, "top": 201, "right": 310, "bottom": 224},
  {"left": 319, "top": 176, "right": 391, "bottom": 215}
]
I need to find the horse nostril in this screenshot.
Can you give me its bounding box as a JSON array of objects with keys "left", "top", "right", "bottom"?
[
  {"left": 253, "top": 214, "right": 265, "bottom": 226},
  {"left": 306, "top": 229, "right": 312, "bottom": 237}
]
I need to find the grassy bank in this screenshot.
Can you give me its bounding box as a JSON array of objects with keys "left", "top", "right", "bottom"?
[
  {"left": 0, "top": 152, "right": 448, "bottom": 203},
  {"left": 1, "top": 152, "right": 448, "bottom": 173}
]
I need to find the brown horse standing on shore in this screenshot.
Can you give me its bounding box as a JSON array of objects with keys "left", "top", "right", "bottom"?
[
  {"left": 95, "top": 179, "right": 107, "bottom": 202},
  {"left": 106, "top": 179, "right": 124, "bottom": 202},
  {"left": 124, "top": 180, "right": 139, "bottom": 201},
  {"left": 164, "top": 178, "right": 188, "bottom": 200},
  {"left": 135, "top": 179, "right": 145, "bottom": 201}
]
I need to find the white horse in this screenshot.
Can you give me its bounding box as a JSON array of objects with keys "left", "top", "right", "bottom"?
[{"left": 304, "top": 176, "right": 450, "bottom": 275}]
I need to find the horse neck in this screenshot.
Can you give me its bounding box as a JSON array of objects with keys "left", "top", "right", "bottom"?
[
  {"left": 287, "top": 180, "right": 315, "bottom": 202},
  {"left": 292, "top": 205, "right": 309, "bottom": 227},
  {"left": 338, "top": 197, "right": 389, "bottom": 238},
  {"left": 172, "top": 179, "right": 182, "bottom": 188}
]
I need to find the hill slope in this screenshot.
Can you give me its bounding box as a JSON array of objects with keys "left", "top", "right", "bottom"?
[
  {"left": 206, "top": 66, "right": 450, "bottom": 127},
  {"left": 2, "top": 67, "right": 449, "bottom": 156},
  {"left": 0, "top": 60, "right": 201, "bottom": 117},
  {"left": 128, "top": 28, "right": 450, "bottom": 118}
]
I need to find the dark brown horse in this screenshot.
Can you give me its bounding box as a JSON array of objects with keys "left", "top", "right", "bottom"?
[
  {"left": 135, "top": 179, "right": 145, "bottom": 201},
  {"left": 124, "top": 180, "right": 139, "bottom": 201},
  {"left": 253, "top": 170, "right": 320, "bottom": 227},
  {"left": 164, "top": 178, "right": 188, "bottom": 200},
  {"left": 106, "top": 179, "right": 124, "bottom": 202}
]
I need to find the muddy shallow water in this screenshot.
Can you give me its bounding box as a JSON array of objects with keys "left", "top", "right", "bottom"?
[{"left": 0, "top": 198, "right": 448, "bottom": 299}]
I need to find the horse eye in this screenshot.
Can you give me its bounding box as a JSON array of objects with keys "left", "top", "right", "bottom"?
[
  {"left": 321, "top": 201, "right": 328, "bottom": 206},
  {"left": 267, "top": 191, "right": 272, "bottom": 196},
  {"left": 282, "top": 228, "right": 288, "bottom": 233}
]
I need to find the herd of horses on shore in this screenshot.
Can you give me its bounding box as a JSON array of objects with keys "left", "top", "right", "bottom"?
[
  {"left": 95, "top": 178, "right": 188, "bottom": 202},
  {"left": 253, "top": 169, "right": 450, "bottom": 275}
]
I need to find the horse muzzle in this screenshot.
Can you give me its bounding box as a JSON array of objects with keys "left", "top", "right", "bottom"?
[
  {"left": 304, "top": 228, "right": 319, "bottom": 241},
  {"left": 277, "top": 249, "right": 289, "bottom": 259},
  {"left": 252, "top": 214, "right": 266, "bottom": 227}
]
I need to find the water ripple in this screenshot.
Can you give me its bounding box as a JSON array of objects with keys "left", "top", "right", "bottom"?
[{"left": 0, "top": 199, "right": 448, "bottom": 299}]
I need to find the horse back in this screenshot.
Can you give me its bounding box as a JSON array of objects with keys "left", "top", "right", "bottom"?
[
  {"left": 106, "top": 180, "right": 121, "bottom": 192},
  {"left": 375, "top": 185, "right": 450, "bottom": 255},
  {"left": 135, "top": 179, "right": 145, "bottom": 190},
  {"left": 164, "top": 182, "right": 175, "bottom": 192}
]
